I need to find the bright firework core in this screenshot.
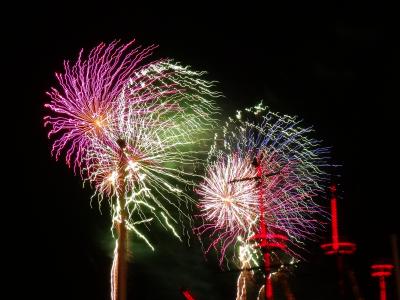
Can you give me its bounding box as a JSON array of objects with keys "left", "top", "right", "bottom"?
[{"left": 198, "top": 153, "right": 259, "bottom": 233}]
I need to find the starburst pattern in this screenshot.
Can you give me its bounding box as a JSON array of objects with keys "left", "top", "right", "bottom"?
[
  {"left": 44, "top": 40, "right": 176, "bottom": 172},
  {"left": 195, "top": 153, "right": 259, "bottom": 259}
]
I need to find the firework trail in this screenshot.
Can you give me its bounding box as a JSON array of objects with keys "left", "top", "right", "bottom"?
[
  {"left": 236, "top": 235, "right": 260, "bottom": 300},
  {"left": 237, "top": 235, "right": 299, "bottom": 300},
  {"left": 196, "top": 103, "right": 329, "bottom": 264}
]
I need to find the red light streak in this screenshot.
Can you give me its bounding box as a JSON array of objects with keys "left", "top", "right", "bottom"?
[
  {"left": 379, "top": 277, "right": 386, "bottom": 300},
  {"left": 182, "top": 289, "right": 195, "bottom": 300},
  {"left": 371, "top": 264, "right": 394, "bottom": 271},
  {"left": 330, "top": 184, "right": 339, "bottom": 251},
  {"left": 257, "top": 164, "right": 274, "bottom": 300},
  {"left": 321, "top": 184, "right": 356, "bottom": 255},
  {"left": 250, "top": 162, "right": 289, "bottom": 300}
]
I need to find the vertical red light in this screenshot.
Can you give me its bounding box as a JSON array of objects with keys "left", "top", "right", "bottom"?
[
  {"left": 320, "top": 183, "right": 356, "bottom": 255},
  {"left": 246, "top": 159, "right": 288, "bottom": 300},
  {"left": 320, "top": 184, "right": 357, "bottom": 298},
  {"left": 379, "top": 277, "right": 386, "bottom": 300},
  {"left": 257, "top": 164, "right": 273, "bottom": 300},
  {"left": 330, "top": 184, "right": 339, "bottom": 251},
  {"left": 371, "top": 264, "right": 393, "bottom": 300},
  {"left": 265, "top": 251, "right": 273, "bottom": 300}
]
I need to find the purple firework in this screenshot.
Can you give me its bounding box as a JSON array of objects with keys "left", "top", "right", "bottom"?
[{"left": 44, "top": 40, "right": 161, "bottom": 172}]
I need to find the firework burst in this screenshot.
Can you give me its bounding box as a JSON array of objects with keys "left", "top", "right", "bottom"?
[
  {"left": 44, "top": 40, "right": 220, "bottom": 240},
  {"left": 44, "top": 40, "right": 220, "bottom": 300},
  {"left": 195, "top": 153, "right": 260, "bottom": 260},
  {"left": 43, "top": 40, "right": 181, "bottom": 172},
  {"left": 196, "top": 103, "right": 329, "bottom": 263}
]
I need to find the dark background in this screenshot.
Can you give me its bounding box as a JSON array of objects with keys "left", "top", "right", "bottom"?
[{"left": 9, "top": 2, "right": 397, "bottom": 299}]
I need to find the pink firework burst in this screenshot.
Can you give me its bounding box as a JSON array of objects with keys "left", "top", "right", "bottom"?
[
  {"left": 196, "top": 153, "right": 260, "bottom": 262},
  {"left": 44, "top": 40, "right": 163, "bottom": 172}
]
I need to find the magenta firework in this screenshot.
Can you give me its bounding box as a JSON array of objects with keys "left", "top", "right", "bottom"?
[{"left": 43, "top": 40, "right": 179, "bottom": 172}]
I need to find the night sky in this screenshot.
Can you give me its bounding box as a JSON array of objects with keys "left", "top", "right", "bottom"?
[{"left": 13, "top": 3, "right": 397, "bottom": 300}]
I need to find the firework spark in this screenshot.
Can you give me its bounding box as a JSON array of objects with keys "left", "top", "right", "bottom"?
[
  {"left": 236, "top": 235, "right": 260, "bottom": 300},
  {"left": 235, "top": 234, "right": 299, "bottom": 300},
  {"left": 196, "top": 103, "right": 329, "bottom": 263}
]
